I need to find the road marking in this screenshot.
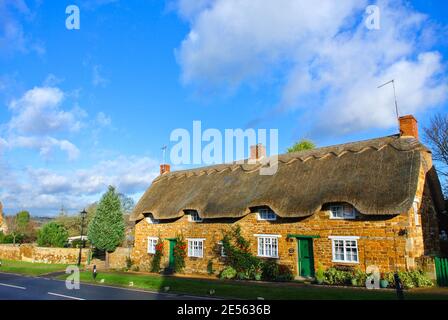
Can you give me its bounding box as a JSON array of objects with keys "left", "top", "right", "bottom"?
[
  {"left": 0, "top": 283, "right": 26, "bottom": 290},
  {"left": 47, "top": 292, "right": 85, "bottom": 300}
]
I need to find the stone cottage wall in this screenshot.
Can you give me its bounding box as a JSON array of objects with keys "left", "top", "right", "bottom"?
[{"left": 131, "top": 162, "right": 441, "bottom": 277}]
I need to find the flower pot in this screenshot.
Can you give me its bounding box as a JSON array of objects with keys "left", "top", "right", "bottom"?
[
  {"left": 351, "top": 278, "right": 358, "bottom": 286},
  {"left": 380, "top": 279, "right": 389, "bottom": 288}
]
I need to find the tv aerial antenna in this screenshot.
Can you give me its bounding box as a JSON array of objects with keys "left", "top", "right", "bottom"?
[
  {"left": 378, "top": 79, "right": 400, "bottom": 120},
  {"left": 161, "top": 145, "right": 167, "bottom": 164}
]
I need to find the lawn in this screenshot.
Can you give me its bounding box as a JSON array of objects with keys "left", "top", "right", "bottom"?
[
  {"left": 61, "top": 270, "right": 448, "bottom": 300},
  {"left": 0, "top": 259, "right": 70, "bottom": 276}
]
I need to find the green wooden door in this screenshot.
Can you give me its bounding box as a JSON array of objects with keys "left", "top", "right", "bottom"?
[
  {"left": 298, "top": 239, "right": 314, "bottom": 277},
  {"left": 168, "top": 240, "right": 176, "bottom": 269}
]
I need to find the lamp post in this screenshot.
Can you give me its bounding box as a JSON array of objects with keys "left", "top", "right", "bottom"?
[{"left": 77, "top": 209, "right": 87, "bottom": 267}]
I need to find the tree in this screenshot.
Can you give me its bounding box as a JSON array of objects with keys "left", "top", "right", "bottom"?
[
  {"left": 37, "top": 222, "right": 69, "bottom": 247},
  {"left": 287, "top": 139, "right": 316, "bottom": 153},
  {"left": 118, "top": 193, "right": 135, "bottom": 214},
  {"left": 424, "top": 113, "right": 448, "bottom": 195},
  {"left": 88, "top": 186, "right": 125, "bottom": 266},
  {"left": 5, "top": 215, "right": 20, "bottom": 246},
  {"left": 16, "top": 211, "right": 30, "bottom": 232}
]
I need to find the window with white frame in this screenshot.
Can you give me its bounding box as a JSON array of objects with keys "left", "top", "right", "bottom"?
[
  {"left": 188, "top": 211, "right": 203, "bottom": 222},
  {"left": 329, "top": 204, "right": 355, "bottom": 219},
  {"left": 413, "top": 199, "right": 420, "bottom": 226},
  {"left": 256, "top": 234, "right": 280, "bottom": 258},
  {"left": 147, "top": 237, "right": 158, "bottom": 254},
  {"left": 257, "top": 208, "right": 277, "bottom": 221},
  {"left": 329, "top": 236, "right": 359, "bottom": 263},
  {"left": 187, "top": 238, "right": 204, "bottom": 258},
  {"left": 218, "top": 241, "right": 226, "bottom": 257}
]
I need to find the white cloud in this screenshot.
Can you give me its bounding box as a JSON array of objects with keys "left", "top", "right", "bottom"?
[
  {"left": 0, "top": 155, "right": 160, "bottom": 215},
  {"left": 2, "top": 85, "right": 86, "bottom": 160},
  {"left": 92, "top": 65, "right": 109, "bottom": 87},
  {"left": 8, "top": 86, "right": 84, "bottom": 135},
  {"left": 96, "top": 111, "right": 111, "bottom": 127},
  {"left": 176, "top": 0, "right": 448, "bottom": 135}
]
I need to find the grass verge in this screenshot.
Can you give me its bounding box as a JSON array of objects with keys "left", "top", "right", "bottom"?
[
  {"left": 58, "top": 270, "right": 448, "bottom": 300},
  {"left": 0, "top": 259, "right": 69, "bottom": 276}
]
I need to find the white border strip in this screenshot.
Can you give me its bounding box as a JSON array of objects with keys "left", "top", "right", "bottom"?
[
  {"left": 0, "top": 283, "right": 26, "bottom": 290},
  {"left": 47, "top": 292, "right": 85, "bottom": 300},
  {"left": 328, "top": 236, "right": 360, "bottom": 240}
]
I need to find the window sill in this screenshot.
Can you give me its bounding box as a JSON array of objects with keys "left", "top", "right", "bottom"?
[{"left": 332, "top": 260, "right": 359, "bottom": 264}]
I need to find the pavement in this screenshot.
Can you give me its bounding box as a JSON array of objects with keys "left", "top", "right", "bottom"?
[{"left": 0, "top": 272, "right": 213, "bottom": 300}]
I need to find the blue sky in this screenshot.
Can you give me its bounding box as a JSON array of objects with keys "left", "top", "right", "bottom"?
[{"left": 0, "top": 0, "right": 447, "bottom": 216}]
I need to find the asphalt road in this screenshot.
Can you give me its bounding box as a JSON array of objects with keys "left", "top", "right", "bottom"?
[{"left": 0, "top": 272, "right": 210, "bottom": 300}]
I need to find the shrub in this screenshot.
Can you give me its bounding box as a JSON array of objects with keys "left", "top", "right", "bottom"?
[
  {"left": 220, "top": 266, "right": 237, "bottom": 279},
  {"left": 173, "top": 235, "right": 186, "bottom": 273},
  {"left": 150, "top": 238, "right": 164, "bottom": 273},
  {"left": 126, "top": 256, "right": 133, "bottom": 269},
  {"left": 207, "top": 260, "right": 215, "bottom": 275},
  {"left": 262, "top": 259, "right": 279, "bottom": 280},
  {"left": 351, "top": 268, "right": 367, "bottom": 287},
  {"left": 221, "top": 225, "right": 263, "bottom": 281},
  {"left": 383, "top": 270, "right": 433, "bottom": 289},
  {"left": 37, "top": 222, "right": 69, "bottom": 247},
  {"left": 324, "top": 267, "right": 351, "bottom": 285},
  {"left": 315, "top": 263, "right": 325, "bottom": 283},
  {"left": 277, "top": 264, "right": 293, "bottom": 281}
]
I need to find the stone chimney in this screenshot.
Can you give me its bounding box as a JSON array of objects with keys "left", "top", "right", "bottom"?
[
  {"left": 399, "top": 115, "right": 418, "bottom": 139},
  {"left": 160, "top": 164, "right": 170, "bottom": 175},
  {"left": 250, "top": 144, "right": 266, "bottom": 162}
]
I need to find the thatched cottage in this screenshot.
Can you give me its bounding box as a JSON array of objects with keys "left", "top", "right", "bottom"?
[{"left": 130, "top": 115, "right": 447, "bottom": 277}]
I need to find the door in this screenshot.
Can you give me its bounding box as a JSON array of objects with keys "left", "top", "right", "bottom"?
[
  {"left": 168, "top": 239, "right": 176, "bottom": 269},
  {"left": 298, "top": 238, "right": 315, "bottom": 277}
]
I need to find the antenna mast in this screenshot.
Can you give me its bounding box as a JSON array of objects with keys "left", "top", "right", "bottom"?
[
  {"left": 161, "top": 145, "right": 167, "bottom": 164},
  {"left": 378, "top": 79, "right": 399, "bottom": 120}
]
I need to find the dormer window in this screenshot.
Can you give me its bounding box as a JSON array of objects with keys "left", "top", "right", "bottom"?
[
  {"left": 187, "top": 210, "right": 203, "bottom": 222},
  {"left": 257, "top": 208, "right": 277, "bottom": 221},
  {"left": 329, "top": 204, "right": 356, "bottom": 220},
  {"left": 145, "top": 215, "right": 159, "bottom": 224}
]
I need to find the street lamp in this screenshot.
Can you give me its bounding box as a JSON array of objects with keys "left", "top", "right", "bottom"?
[{"left": 77, "top": 209, "right": 87, "bottom": 267}]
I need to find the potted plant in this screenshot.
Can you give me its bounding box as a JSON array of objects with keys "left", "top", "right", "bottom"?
[
  {"left": 380, "top": 274, "right": 389, "bottom": 288},
  {"left": 315, "top": 264, "right": 325, "bottom": 284}
]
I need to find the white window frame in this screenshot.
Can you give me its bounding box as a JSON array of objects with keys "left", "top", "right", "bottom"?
[
  {"left": 188, "top": 211, "right": 203, "bottom": 222},
  {"left": 218, "top": 241, "right": 226, "bottom": 257},
  {"left": 413, "top": 198, "right": 420, "bottom": 226},
  {"left": 255, "top": 234, "right": 281, "bottom": 258},
  {"left": 145, "top": 216, "right": 159, "bottom": 224},
  {"left": 329, "top": 205, "right": 356, "bottom": 220},
  {"left": 257, "top": 208, "right": 277, "bottom": 221},
  {"left": 147, "top": 237, "right": 158, "bottom": 254},
  {"left": 187, "top": 238, "right": 205, "bottom": 258},
  {"left": 328, "top": 236, "right": 359, "bottom": 264}
]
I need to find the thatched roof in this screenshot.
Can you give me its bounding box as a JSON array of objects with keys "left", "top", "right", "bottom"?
[{"left": 131, "top": 135, "right": 434, "bottom": 221}]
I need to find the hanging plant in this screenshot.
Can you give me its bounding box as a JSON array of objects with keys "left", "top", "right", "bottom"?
[
  {"left": 173, "top": 235, "right": 187, "bottom": 273},
  {"left": 150, "top": 238, "right": 164, "bottom": 273}
]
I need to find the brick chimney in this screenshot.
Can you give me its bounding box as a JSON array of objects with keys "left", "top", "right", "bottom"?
[
  {"left": 160, "top": 164, "right": 170, "bottom": 175},
  {"left": 250, "top": 144, "right": 266, "bottom": 161},
  {"left": 399, "top": 115, "right": 418, "bottom": 139}
]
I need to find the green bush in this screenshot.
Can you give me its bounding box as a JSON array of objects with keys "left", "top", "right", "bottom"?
[
  {"left": 383, "top": 270, "right": 433, "bottom": 289},
  {"left": 221, "top": 225, "right": 263, "bottom": 281},
  {"left": 277, "top": 264, "right": 293, "bottom": 281},
  {"left": 220, "top": 266, "right": 237, "bottom": 279},
  {"left": 37, "top": 222, "right": 69, "bottom": 247},
  {"left": 324, "top": 267, "right": 351, "bottom": 285},
  {"left": 262, "top": 259, "right": 279, "bottom": 280}
]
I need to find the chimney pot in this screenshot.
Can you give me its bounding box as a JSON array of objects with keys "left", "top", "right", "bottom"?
[
  {"left": 160, "top": 164, "right": 170, "bottom": 175},
  {"left": 250, "top": 144, "right": 266, "bottom": 162},
  {"left": 399, "top": 115, "right": 418, "bottom": 139}
]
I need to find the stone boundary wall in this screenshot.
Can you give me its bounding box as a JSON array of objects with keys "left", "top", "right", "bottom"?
[
  {"left": 0, "top": 244, "right": 88, "bottom": 264},
  {"left": 108, "top": 247, "right": 131, "bottom": 269}
]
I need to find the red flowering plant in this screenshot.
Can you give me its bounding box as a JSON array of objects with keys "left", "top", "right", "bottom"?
[
  {"left": 150, "top": 237, "right": 164, "bottom": 273},
  {"left": 173, "top": 235, "right": 187, "bottom": 273}
]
